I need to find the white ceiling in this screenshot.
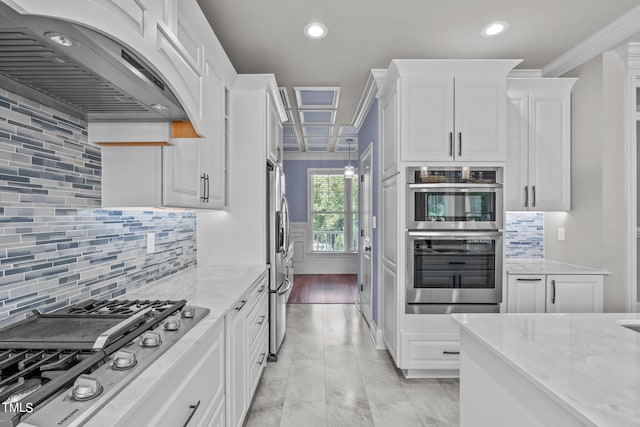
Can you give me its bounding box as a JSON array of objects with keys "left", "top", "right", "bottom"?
[{"left": 196, "top": 0, "right": 640, "bottom": 153}]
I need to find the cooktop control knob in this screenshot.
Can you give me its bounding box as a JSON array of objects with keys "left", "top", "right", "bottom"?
[
  {"left": 71, "top": 374, "right": 103, "bottom": 401},
  {"left": 111, "top": 349, "right": 137, "bottom": 370},
  {"left": 181, "top": 306, "right": 196, "bottom": 319},
  {"left": 164, "top": 316, "right": 181, "bottom": 331},
  {"left": 140, "top": 331, "right": 162, "bottom": 348}
]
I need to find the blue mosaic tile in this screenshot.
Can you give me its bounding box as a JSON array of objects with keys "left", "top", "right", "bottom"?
[
  {"left": 505, "top": 212, "right": 544, "bottom": 259},
  {"left": 0, "top": 89, "right": 197, "bottom": 319}
]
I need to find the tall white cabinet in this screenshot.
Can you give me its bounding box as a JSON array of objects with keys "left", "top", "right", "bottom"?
[
  {"left": 506, "top": 78, "right": 576, "bottom": 211},
  {"left": 377, "top": 60, "right": 519, "bottom": 377}
]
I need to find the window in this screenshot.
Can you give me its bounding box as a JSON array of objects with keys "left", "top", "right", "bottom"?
[{"left": 308, "top": 169, "right": 358, "bottom": 252}]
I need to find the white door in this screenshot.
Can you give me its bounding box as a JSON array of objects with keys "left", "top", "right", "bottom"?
[
  {"left": 454, "top": 75, "right": 507, "bottom": 161},
  {"left": 546, "top": 275, "right": 604, "bottom": 313},
  {"left": 359, "top": 145, "right": 373, "bottom": 325}
]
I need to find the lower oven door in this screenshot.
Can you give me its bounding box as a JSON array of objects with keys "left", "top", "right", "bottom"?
[{"left": 406, "top": 230, "right": 502, "bottom": 311}]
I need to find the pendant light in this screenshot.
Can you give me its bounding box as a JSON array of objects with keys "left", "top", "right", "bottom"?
[{"left": 344, "top": 138, "right": 354, "bottom": 179}]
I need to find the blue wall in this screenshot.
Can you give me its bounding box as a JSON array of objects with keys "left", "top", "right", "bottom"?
[
  {"left": 283, "top": 159, "right": 353, "bottom": 223},
  {"left": 358, "top": 99, "right": 379, "bottom": 325},
  {"left": 0, "top": 88, "right": 196, "bottom": 318}
]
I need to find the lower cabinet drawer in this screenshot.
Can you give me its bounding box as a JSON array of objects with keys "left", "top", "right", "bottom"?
[
  {"left": 402, "top": 333, "right": 460, "bottom": 370},
  {"left": 247, "top": 325, "right": 268, "bottom": 396},
  {"left": 247, "top": 291, "right": 268, "bottom": 350}
]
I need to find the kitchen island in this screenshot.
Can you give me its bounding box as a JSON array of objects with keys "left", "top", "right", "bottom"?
[{"left": 452, "top": 313, "right": 640, "bottom": 427}]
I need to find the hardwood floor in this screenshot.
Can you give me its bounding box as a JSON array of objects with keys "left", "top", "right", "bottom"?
[{"left": 288, "top": 274, "right": 357, "bottom": 304}]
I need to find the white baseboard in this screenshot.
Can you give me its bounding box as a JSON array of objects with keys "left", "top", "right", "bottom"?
[{"left": 368, "top": 322, "right": 386, "bottom": 350}]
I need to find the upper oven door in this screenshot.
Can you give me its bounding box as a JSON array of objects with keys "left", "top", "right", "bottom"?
[
  {"left": 407, "top": 183, "right": 503, "bottom": 230},
  {"left": 406, "top": 230, "right": 503, "bottom": 305}
]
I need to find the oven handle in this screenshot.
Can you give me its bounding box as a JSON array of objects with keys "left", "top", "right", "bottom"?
[
  {"left": 407, "top": 183, "right": 503, "bottom": 189},
  {"left": 407, "top": 231, "right": 502, "bottom": 239}
]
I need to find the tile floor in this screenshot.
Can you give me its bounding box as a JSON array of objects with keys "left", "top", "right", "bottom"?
[{"left": 244, "top": 304, "right": 459, "bottom": 427}]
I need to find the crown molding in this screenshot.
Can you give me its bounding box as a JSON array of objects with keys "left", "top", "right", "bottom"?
[
  {"left": 542, "top": 4, "right": 640, "bottom": 77},
  {"left": 615, "top": 42, "right": 640, "bottom": 72},
  {"left": 283, "top": 152, "right": 351, "bottom": 161},
  {"left": 352, "top": 69, "right": 386, "bottom": 130}
]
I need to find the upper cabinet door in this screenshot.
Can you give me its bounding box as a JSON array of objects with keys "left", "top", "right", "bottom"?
[
  {"left": 454, "top": 75, "right": 507, "bottom": 161},
  {"left": 163, "top": 139, "right": 202, "bottom": 208},
  {"left": 266, "top": 95, "right": 283, "bottom": 166},
  {"left": 505, "top": 92, "right": 530, "bottom": 211},
  {"left": 401, "top": 76, "right": 454, "bottom": 162},
  {"left": 528, "top": 92, "right": 571, "bottom": 211},
  {"left": 381, "top": 85, "right": 399, "bottom": 180}
]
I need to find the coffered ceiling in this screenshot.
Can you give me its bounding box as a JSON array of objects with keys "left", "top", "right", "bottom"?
[{"left": 196, "top": 0, "right": 640, "bottom": 154}]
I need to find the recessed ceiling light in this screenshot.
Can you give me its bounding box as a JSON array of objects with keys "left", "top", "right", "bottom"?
[
  {"left": 304, "top": 22, "right": 328, "bottom": 39},
  {"left": 151, "top": 103, "right": 169, "bottom": 111},
  {"left": 45, "top": 32, "right": 76, "bottom": 47},
  {"left": 481, "top": 21, "right": 509, "bottom": 37}
]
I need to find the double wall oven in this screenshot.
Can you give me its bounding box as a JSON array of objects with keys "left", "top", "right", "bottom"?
[{"left": 406, "top": 167, "right": 503, "bottom": 314}]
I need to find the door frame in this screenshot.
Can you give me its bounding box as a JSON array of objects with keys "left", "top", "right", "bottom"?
[{"left": 360, "top": 143, "right": 374, "bottom": 324}]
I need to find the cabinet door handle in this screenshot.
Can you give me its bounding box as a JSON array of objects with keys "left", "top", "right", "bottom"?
[
  {"left": 257, "top": 315, "right": 266, "bottom": 326},
  {"left": 532, "top": 185, "right": 536, "bottom": 208},
  {"left": 443, "top": 350, "right": 460, "bottom": 355},
  {"left": 257, "top": 352, "right": 266, "bottom": 365},
  {"left": 182, "top": 400, "right": 201, "bottom": 427},
  {"left": 451, "top": 274, "right": 456, "bottom": 288},
  {"left": 200, "top": 174, "right": 206, "bottom": 202},
  {"left": 449, "top": 132, "right": 453, "bottom": 157},
  {"left": 235, "top": 300, "right": 247, "bottom": 312},
  {"left": 524, "top": 186, "right": 529, "bottom": 208},
  {"left": 516, "top": 278, "right": 542, "bottom": 282},
  {"left": 551, "top": 279, "right": 556, "bottom": 304},
  {"left": 458, "top": 132, "right": 462, "bottom": 156},
  {"left": 205, "top": 174, "right": 210, "bottom": 203}
]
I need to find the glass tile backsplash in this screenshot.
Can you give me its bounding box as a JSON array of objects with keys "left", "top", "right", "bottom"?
[
  {"left": 0, "top": 89, "right": 196, "bottom": 318},
  {"left": 505, "top": 212, "right": 544, "bottom": 259}
]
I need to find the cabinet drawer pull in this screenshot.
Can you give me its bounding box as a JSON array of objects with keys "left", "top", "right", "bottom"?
[
  {"left": 257, "top": 315, "right": 266, "bottom": 326},
  {"left": 443, "top": 350, "right": 460, "bottom": 355},
  {"left": 235, "top": 300, "right": 247, "bottom": 311},
  {"left": 182, "top": 400, "right": 201, "bottom": 426},
  {"left": 257, "top": 352, "right": 266, "bottom": 365},
  {"left": 516, "top": 278, "right": 542, "bottom": 282}
]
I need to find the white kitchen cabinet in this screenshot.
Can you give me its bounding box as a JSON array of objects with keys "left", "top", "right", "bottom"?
[
  {"left": 111, "top": 318, "right": 225, "bottom": 427},
  {"left": 225, "top": 272, "right": 269, "bottom": 427},
  {"left": 377, "top": 60, "right": 520, "bottom": 166},
  {"left": 507, "top": 274, "right": 603, "bottom": 313},
  {"left": 381, "top": 83, "right": 399, "bottom": 180},
  {"left": 506, "top": 78, "right": 576, "bottom": 211},
  {"left": 267, "top": 94, "right": 284, "bottom": 165},
  {"left": 381, "top": 174, "right": 398, "bottom": 358},
  {"left": 546, "top": 275, "right": 604, "bottom": 313},
  {"left": 401, "top": 74, "right": 509, "bottom": 162}
]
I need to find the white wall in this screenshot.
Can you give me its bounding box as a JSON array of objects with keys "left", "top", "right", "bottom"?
[
  {"left": 290, "top": 223, "right": 358, "bottom": 274},
  {"left": 545, "top": 52, "right": 628, "bottom": 312}
]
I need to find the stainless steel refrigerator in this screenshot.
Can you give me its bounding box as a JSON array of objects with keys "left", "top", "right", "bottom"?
[{"left": 267, "top": 162, "right": 292, "bottom": 360}]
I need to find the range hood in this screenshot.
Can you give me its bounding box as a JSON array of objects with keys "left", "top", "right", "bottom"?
[{"left": 0, "top": 4, "right": 187, "bottom": 122}]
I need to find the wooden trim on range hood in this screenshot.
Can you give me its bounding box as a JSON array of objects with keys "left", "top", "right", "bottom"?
[
  {"left": 171, "top": 121, "right": 202, "bottom": 138},
  {"left": 94, "top": 141, "right": 170, "bottom": 146}
]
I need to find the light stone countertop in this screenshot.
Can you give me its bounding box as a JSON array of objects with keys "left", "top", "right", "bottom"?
[
  {"left": 452, "top": 313, "right": 640, "bottom": 427},
  {"left": 82, "top": 264, "right": 268, "bottom": 426},
  {"left": 505, "top": 259, "right": 610, "bottom": 275}
]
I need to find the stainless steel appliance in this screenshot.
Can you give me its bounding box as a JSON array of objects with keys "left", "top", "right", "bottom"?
[
  {"left": 0, "top": 299, "right": 208, "bottom": 427},
  {"left": 406, "top": 231, "right": 502, "bottom": 313},
  {"left": 267, "top": 163, "right": 292, "bottom": 361},
  {"left": 0, "top": 4, "right": 186, "bottom": 121},
  {"left": 407, "top": 166, "right": 503, "bottom": 230},
  {"left": 406, "top": 166, "right": 503, "bottom": 314}
]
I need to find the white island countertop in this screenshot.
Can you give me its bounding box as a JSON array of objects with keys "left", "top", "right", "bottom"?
[
  {"left": 452, "top": 313, "right": 640, "bottom": 427},
  {"left": 504, "top": 259, "right": 610, "bottom": 275}
]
